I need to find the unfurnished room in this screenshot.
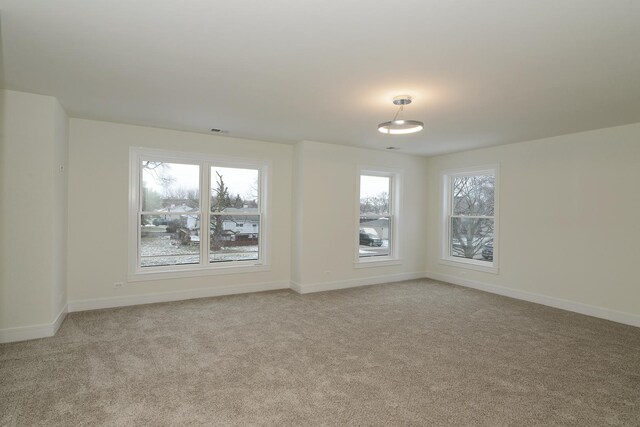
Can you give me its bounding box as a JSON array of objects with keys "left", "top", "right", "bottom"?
[{"left": 1, "top": 1, "right": 639, "bottom": 425}]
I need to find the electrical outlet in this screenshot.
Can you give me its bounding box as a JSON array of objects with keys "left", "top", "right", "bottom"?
[{"left": 114, "top": 282, "right": 124, "bottom": 288}]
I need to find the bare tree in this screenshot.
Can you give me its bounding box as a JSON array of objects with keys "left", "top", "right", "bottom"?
[
  {"left": 450, "top": 176, "right": 494, "bottom": 259},
  {"left": 360, "top": 192, "right": 389, "bottom": 216},
  {"left": 244, "top": 176, "right": 259, "bottom": 208},
  {"left": 141, "top": 161, "right": 176, "bottom": 211},
  {"left": 211, "top": 172, "right": 231, "bottom": 249},
  {"left": 142, "top": 161, "right": 175, "bottom": 196},
  {"left": 164, "top": 186, "right": 199, "bottom": 208}
]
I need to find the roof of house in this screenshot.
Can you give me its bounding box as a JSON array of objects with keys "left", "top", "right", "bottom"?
[{"left": 360, "top": 218, "right": 389, "bottom": 228}]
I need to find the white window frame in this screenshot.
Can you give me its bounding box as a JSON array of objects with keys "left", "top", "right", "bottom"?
[
  {"left": 128, "top": 147, "right": 271, "bottom": 282},
  {"left": 439, "top": 164, "right": 499, "bottom": 274},
  {"left": 355, "top": 167, "right": 402, "bottom": 268}
]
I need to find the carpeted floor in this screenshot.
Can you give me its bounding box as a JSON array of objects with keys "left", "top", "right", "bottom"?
[{"left": 1, "top": 279, "right": 639, "bottom": 426}]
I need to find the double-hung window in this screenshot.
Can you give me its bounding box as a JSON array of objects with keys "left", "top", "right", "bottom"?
[
  {"left": 356, "top": 169, "right": 400, "bottom": 266},
  {"left": 441, "top": 165, "right": 498, "bottom": 273},
  {"left": 129, "top": 148, "right": 268, "bottom": 280}
]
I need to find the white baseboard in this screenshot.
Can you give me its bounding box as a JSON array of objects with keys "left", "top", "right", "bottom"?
[
  {"left": 290, "top": 272, "right": 425, "bottom": 294},
  {"left": 0, "top": 304, "right": 68, "bottom": 344},
  {"left": 52, "top": 304, "right": 68, "bottom": 334},
  {"left": 67, "top": 281, "right": 289, "bottom": 312},
  {"left": 6, "top": 273, "right": 636, "bottom": 343},
  {"left": 424, "top": 271, "right": 640, "bottom": 328}
]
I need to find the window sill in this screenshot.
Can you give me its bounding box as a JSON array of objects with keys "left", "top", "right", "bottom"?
[
  {"left": 128, "top": 263, "right": 270, "bottom": 282},
  {"left": 354, "top": 258, "right": 402, "bottom": 268},
  {"left": 438, "top": 258, "right": 499, "bottom": 274}
]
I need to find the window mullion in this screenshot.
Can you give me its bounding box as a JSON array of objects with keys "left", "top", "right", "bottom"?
[
  {"left": 137, "top": 159, "right": 144, "bottom": 270},
  {"left": 211, "top": 212, "right": 256, "bottom": 216},
  {"left": 201, "top": 163, "right": 210, "bottom": 266},
  {"left": 450, "top": 215, "right": 495, "bottom": 219}
]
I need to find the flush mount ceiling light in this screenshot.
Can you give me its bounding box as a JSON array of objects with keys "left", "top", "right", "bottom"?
[{"left": 377, "top": 95, "right": 424, "bottom": 135}]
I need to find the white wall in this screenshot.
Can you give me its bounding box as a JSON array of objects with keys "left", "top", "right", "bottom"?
[
  {"left": 291, "top": 141, "right": 428, "bottom": 291},
  {"left": 0, "top": 90, "right": 68, "bottom": 334},
  {"left": 67, "top": 119, "right": 293, "bottom": 306},
  {"left": 291, "top": 143, "right": 305, "bottom": 284},
  {"left": 67, "top": 123, "right": 428, "bottom": 305},
  {"left": 52, "top": 100, "right": 69, "bottom": 318},
  {"left": 3, "top": 89, "right": 639, "bottom": 339},
  {"left": 425, "top": 123, "right": 640, "bottom": 319}
]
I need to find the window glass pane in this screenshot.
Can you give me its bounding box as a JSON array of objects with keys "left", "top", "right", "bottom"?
[
  {"left": 210, "top": 215, "right": 259, "bottom": 263},
  {"left": 450, "top": 217, "right": 494, "bottom": 262},
  {"left": 359, "top": 218, "right": 391, "bottom": 257},
  {"left": 140, "top": 214, "right": 200, "bottom": 267},
  {"left": 211, "top": 167, "right": 259, "bottom": 213},
  {"left": 142, "top": 161, "right": 200, "bottom": 212},
  {"left": 360, "top": 175, "right": 390, "bottom": 216},
  {"left": 452, "top": 175, "right": 495, "bottom": 216}
]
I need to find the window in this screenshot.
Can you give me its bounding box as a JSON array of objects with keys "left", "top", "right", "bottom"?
[
  {"left": 209, "top": 166, "right": 260, "bottom": 264},
  {"left": 140, "top": 161, "right": 201, "bottom": 268},
  {"left": 129, "top": 148, "right": 268, "bottom": 279},
  {"left": 356, "top": 169, "right": 400, "bottom": 265},
  {"left": 441, "top": 166, "right": 498, "bottom": 273}
]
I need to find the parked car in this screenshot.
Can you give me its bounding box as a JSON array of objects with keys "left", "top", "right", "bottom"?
[
  {"left": 360, "top": 231, "right": 383, "bottom": 247},
  {"left": 482, "top": 242, "right": 493, "bottom": 261}
]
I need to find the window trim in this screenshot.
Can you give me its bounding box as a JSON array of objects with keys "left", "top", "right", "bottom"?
[
  {"left": 128, "top": 147, "right": 271, "bottom": 282},
  {"left": 439, "top": 164, "right": 499, "bottom": 274},
  {"left": 355, "top": 166, "right": 402, "bottom": 267}
]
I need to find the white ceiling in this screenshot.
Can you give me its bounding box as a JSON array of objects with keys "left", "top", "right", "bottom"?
[{"left": 1, "top": 0, "right": 639, "bottom": 156}]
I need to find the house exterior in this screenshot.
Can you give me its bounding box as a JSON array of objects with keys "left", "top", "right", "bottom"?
[
  {"left": 360, "top": 217, "right": 389, "bottom": 240},
  {"left": 222, "top": 219, "right": 259, "bottom": 237},
  {"left": 158, "top": 204, "right": 199, "bottom": 230}
]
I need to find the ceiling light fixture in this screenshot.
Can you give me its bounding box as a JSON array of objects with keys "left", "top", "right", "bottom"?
[{"left": 377, "top": 95, "right": 424, "bottom": 135}]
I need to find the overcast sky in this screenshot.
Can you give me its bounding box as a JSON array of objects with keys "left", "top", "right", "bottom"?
[
  {"left": 143, "top": 163, "right": 258, "bottom": 199},
  {"left": 360, "top": 175, "right": 389, "bottom": 199},
  {"left": 143, "top": 163, "right": 388, "bottom": 200}
]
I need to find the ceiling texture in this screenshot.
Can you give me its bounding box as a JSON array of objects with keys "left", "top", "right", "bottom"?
[{"left": 1, "top": 0, "right": 639, "bottom": 156}]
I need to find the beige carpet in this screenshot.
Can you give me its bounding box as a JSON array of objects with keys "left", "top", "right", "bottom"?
[{"left": 1, "top": 279, "right": 639, "bottom": 426}]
